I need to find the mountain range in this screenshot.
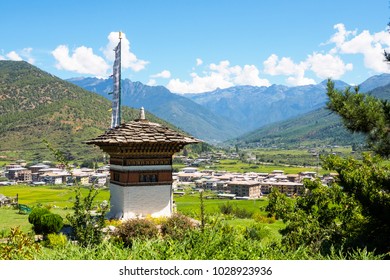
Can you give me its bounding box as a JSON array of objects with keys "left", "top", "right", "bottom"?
[
  {"left": 67, "top": 77, "right": 243, "bottom": 143},
  {"left": 69, "top": 74, "right": 390, "bottom": 144},
  {"left": 231, "top": 78, "right": 390, "bottom": 148},
  {"left": 0, "top": 61, "right": 177, "bottom": 162},
  {"left": 1, "top": 60, "right": 390, "bottom": 164}
]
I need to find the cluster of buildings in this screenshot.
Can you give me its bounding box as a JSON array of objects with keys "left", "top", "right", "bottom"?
[
  {"left": 1, "top": 159, "right": 337, "bottom": 200},
  {"left": 173, "top": 167, "right": 336, "bottom": 199},
  {"left": 1, "top": 161, "right": 109, "bottom": 187}
]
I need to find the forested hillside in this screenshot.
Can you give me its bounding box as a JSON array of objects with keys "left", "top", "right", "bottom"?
[
  {"left": 0, "top": 61, "right": 178, "bottom": 162},
  {"left": 232, "top": 82, "right": 390, "bottom": 148}
]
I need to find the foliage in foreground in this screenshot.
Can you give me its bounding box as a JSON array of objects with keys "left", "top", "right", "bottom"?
[
  {"left": 66, "top": 186, "right": 108, "bottom": 247},
  {"left": 44, "top": 140, "right": 108, "bottom": 248},
  {"left": 326, "top": 79, "right": 390, "bottom": 157},
  {"left": 322, "top": 153, "right": 390, "bottom": 254},
  {"left": 0, "top": 208, "right": 385, "bottom": 260},
  {"left": 0, "top": 227, "right": 41, "bottom": 260},
  {"left": 113, "top": 218, "right": 159, "bottom": 247},
  {"left": 267, "top": 154, "right": 390, "bottom": 257},
  {"left": 28, "top": 207, "right": 63, "bottom": 236},
  {"left": 2, "top": 220, "right": 382, "bottom": 260},
  {"left": 267, "top": 181, "right": 363, "bottom": 255}
]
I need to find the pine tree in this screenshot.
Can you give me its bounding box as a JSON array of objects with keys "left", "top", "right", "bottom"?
[{"left": 326, "top": 79, "right": 390, "bottom": 157}]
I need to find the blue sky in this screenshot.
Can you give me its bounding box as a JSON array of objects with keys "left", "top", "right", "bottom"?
[{"left": 1, "top": 0, "right": 390, "bottom": 93}]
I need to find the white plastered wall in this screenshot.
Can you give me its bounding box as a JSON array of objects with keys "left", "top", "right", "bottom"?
[{"left": 108, "top": 183, "right": 172, "bottom": 219}]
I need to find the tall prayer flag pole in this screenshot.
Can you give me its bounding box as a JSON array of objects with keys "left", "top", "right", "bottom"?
[{"left": 111, "top": 31, "right": 122, "bottom": 128}]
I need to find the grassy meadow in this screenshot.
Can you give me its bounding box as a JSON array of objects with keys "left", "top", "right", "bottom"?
[
  {"left": 0, "top": 184, "right": 283, "bottom": 241},
  {"left": 208, "top": 159, "right": 319, "bottom": 174}
]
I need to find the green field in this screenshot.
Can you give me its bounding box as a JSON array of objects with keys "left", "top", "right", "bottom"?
[
  {"left": 0, "top": 185, "right": 109, "bottom": 208},
  {"left": 0, "top": 185, "right": 110, "bottom": 236},
  {"left": 207, "top": 159, "right": 321, "bottom": 174},
  {"left": 175, "top": 192, "right": 268, "bottom": 214},
  {"left": 0, "top": 185, "right": 284, "bottom": 240}
]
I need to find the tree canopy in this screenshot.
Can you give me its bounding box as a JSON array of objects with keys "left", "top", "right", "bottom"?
[
  {"left": 326, "top": 79, "right": 390, "bottom": 157},
  {"left": 267, "top": 81, "right": 390, "bottom": 258}
]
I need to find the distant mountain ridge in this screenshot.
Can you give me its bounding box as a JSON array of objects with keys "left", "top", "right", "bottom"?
[
  {"left": 4, "top": 60, "right": 389, "bottom": 163},
  {"left": 70, "top": 74, "right": 390, "bottom": 145},
  {"left": 68, "top": 77, "right": 244, "bottom": 143},
  {"left": 0, "top": 61, "right": 177, "bottom": 162},
  {"left": 232, "top": 80, "right": 390, "bottom": 148}
]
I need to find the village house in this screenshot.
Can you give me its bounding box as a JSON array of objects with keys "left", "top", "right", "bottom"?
[
  {"left": 73, "top": 173, "right": 90, "bottom": 186},
  {"left": 29, "top": 163, "right": 50, "bottom": 174},
  {"left": 28, "top": 164, "right": 51, "bottom": 182},
  {"left": 42, "top": 172, "right": 68, "bottom": 185},
  {"left": 6, "top": 167, "right": 32, "bottom": 182},
  {"left": 177, "top": 167, "right": 203, "bottom": 182},
  {"left": 260, "top": 181, "right": 304, "bottom": 196},
  {"left": 5, "top": 164, "right": 22, "bottom": 171},
  {"left": 287, "top": 174, "right": 300, "bottom": 182},
  {"left": 227, "top": 180, "right": 261, "bottom": 199},
  {"left": 299, "top": 171, "right": 317, "bottom": 180},
  {"left": 90, "top": 173, "right": 108, "bottom": 187}
]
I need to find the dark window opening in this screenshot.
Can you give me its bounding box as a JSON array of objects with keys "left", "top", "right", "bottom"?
[{"left": 140, "top": 173, "right": 158, "bottom": 183}]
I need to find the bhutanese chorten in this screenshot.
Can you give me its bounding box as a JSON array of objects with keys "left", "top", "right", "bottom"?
[{"left": 86, "top": 107, "right": 200, "bottom": 219}]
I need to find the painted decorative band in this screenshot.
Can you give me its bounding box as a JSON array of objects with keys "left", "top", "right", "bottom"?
[
  {"left": 110, "top": 182, "right": 171, "bottom": 188},
  {"left": 110, "top": 164, "right": 172, "bottom": 172}
]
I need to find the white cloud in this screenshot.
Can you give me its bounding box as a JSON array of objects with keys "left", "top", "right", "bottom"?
[
  {"left": 52, "top": 45, "right": 110, "bottom": 77},
  {"left": 263, "top": 54, "right": 303, "bottom": 76},
  {"left": 329, "top": 23, "right": 390, "bottom": 73},
  {"left": 263, "top": 51, "right": 353, "bottom": 86},
  {"left": 20, "top": 48, "right": 35, "bottom": 64},
  {"left": 232, "top": 64, "right": 270, "bottom": 86},
  {"left": 262, "top": 23, "right": 390, "bottom": 85},
  {"left": 151, "top": 70, "right": 171, "bottom": 79},
  {"left": 167, "top": 60, "right": 270, "bottom": 93},
  {"left": 328, "top": 23, "right": 357, "bottom": 50},
  {"left": 103, "top": 32, "right": 148, "bottom": 72},
  {"left": 306, "top": 52, "right": 353, "bottom": 79},
  {"left": 196, "top": 58, "right": 203, "bottom": 66},
  {"left": 6, "top": 51, "right": 23, "bottom": 61},
  {"left": 287, "top": 75, "right": 316, "bottom": 86},
  {"left": 263, "top": 54, "right": 314, "bottom": 86},
  {"left": 0, "top": 48, "right": 35, "bottom": 64},
  {"left": 51, "top": 31, "right": 148, "bottom": 76},
  {"left": 147, "top": 79, "right": 157, "bottom": 86}
]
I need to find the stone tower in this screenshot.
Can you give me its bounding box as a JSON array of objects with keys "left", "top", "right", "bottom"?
[{"left": 86, "top": 108, "right": 200, "bottom": 219}]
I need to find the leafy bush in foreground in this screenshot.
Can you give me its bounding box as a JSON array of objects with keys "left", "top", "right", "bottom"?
[
  {"left": 113, "top": 218, "right": 159, "bottom": 247},
  {"left": 160, "top": 213, "right": 196, "bottom": 240},
  {"left": 28, "top": 207, "right": 63, "bottom": 235},
  {"left": 29, "top": 219, "right": 385, "bottom": 260},
  {"left": 0, "top": 227, "right": 41, "bottom": 260},
  {"left": 66, "top": 186, "right": 108, "bottom": 247}
]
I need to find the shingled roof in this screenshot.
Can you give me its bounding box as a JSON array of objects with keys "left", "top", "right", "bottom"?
[{"left": 86, "top": 108, "right": 201, "bottom": 146}]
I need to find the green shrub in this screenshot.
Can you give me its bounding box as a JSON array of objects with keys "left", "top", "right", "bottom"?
[
  {"left": 160, "top": 213, "right": 195, "bottom": 240},
  {"left": 219, "top": 202, "right": 253, "bottom": 218},
  {"left": 233, "top": 207, "right": 253, "bottom": 219},
  {"left": 113, "top": 218, "right": 158, "bottom": 247},
  {"left": 40, "top": 213, "right": 63, "bottom": 234},
  {"left": 219, "top": 202, "right": 234, "bottom": 215},
  {"left": 252, "top": 212, "right": 276, "bottom": 223},
  {"left": 28, "top": 207, "right": 63, "bottom": 235},
  {"left": 44, "top": 233, "right": 67, "bottom": 248},
  {"left": 66, "top": 186, "right": 108, "bottom": 247},
  {"left": 0, "top": 227, "right": 41, "bottom": 260},
  {"left": 28, "top": 207, "right": 51, "bottom": 234},
  {"left": 243, "top": 224, "right": 273, "bottom": 241}
]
